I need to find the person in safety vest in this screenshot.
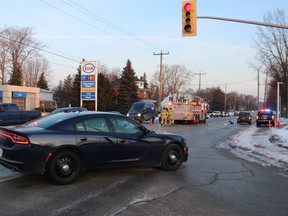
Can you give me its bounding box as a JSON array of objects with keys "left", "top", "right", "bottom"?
[
  {"left": 161, "top": 108, "right": 168, "bottom": 126},
  {"left": 168, "top": 108, "right": 174, "bottom": 126}
]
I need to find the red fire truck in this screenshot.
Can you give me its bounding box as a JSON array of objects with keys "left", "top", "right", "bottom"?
[{"left": 162, "top": 94, "right": 209, "bottom": 124}]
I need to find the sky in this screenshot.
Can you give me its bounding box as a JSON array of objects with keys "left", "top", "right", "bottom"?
[{"left": 0, "top": 0, "right": 287, "bottom": 98}]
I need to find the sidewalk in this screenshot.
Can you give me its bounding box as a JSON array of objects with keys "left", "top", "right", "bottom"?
[{"left": 218, "top": 118, "right": 288, "bottom": 171}]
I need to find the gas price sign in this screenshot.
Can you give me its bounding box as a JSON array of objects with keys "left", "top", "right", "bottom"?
[{"left": 81, "top": 61, "right": 97, "bottom": 102}]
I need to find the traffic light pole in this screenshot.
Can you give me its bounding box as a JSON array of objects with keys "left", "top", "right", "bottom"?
[{"left": 197, "top": 16, "right": 288, "bottom": 29}]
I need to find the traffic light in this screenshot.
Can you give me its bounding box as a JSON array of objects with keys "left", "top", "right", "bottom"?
[{"left": 182, "top": 0, "right": 197, "bottom": 37}]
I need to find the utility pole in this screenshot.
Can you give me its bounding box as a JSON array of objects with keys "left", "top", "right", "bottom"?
[
  {"left": 153, "top": 51, "right": 169, "bottom": 110},
  {"left": 257, "top": 69, "right": 260, "bottom": 110},
  {"left": 194, "top": 72, "right": 206, "bottom": 93},
  {"left": 224, "top": 84, "right": 227, "bottom": 114}
]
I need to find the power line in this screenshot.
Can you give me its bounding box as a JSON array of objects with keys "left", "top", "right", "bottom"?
[
  {"left": 63, "top": 0, "right": 167, "bottom": 53},
  {"left": 40, "top": 0, "right": 154, "bottom": 53}
]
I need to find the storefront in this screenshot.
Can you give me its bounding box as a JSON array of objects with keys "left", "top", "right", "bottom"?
[{"left": 0, "top": 85, "right": 40, "bottom": 110}]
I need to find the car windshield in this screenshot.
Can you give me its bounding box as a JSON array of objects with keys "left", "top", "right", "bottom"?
[
  {"left": 129, "top": 104, "right": 143, "bottom": 112},
  {"left": 25, "top": 113, "right": 76, "bottom": 128}
]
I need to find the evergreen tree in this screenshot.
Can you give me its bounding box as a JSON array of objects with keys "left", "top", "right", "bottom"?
[
  {"left": 54, "top": 75, "right": 73, "bottom": 107},
  {"left": 140, "top": 72, "right": 148, "bottom": 89},
  {"left": 62, "top": 74, "right": 74, "bottom": 106},
  {"left": 97, "top": 73, "right": 113, "bottom": 111},
  {"left": 70, "top": 64, "right": 81, "bottom": 106},
  {"left": 116, "top": 60, "right": 139, "bottom": 114},
  {"left": 8, "top": 61, "right": 22, "bottom": 85},
  {"left": 37, "top": 72, "right": 49, "bottom": 90},
  {"left": 53, "top": 80, "right": 64, "bottom": 107}
]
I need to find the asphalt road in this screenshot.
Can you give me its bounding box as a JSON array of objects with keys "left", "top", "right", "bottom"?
[{"left": 0, "top": 116, "right": 288, "bottom": 216}]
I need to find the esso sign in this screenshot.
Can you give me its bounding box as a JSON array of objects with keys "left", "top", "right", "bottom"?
[{"left": 82, "top": 63, "right": 95, "bottom": 74}]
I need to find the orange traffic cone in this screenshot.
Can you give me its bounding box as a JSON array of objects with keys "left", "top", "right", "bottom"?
[
  {"left": 278, "top": 120, "right": 281, "bottom": 128},
  {"left": 268, "top": 121, "right": 271, "bottom": 128},
  {"left": 150, "top": 119, "right": 152, "bottom": 126}
]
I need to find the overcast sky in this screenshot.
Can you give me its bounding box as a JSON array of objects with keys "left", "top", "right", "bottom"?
[{"left": 0, "top": 0, "right": 287, "bottom": 99}]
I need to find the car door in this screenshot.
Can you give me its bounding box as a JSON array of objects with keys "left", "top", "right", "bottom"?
[
  {"left": 109, "top": 116, "right": 152, "bottom": 164},
  {"left": 75, "top": 116, "right": 118, "bottom": 169}
]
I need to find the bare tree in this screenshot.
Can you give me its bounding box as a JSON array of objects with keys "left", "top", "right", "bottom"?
[
  {"left": 253, "top": 9, "right": 288, "bottom": 115},
  {"left": 0, "top": 26, "right": 46, "bottom": 85},
  {"left": 0, "top": 29, "right": 10, "bottom": 84},
  {"left": 23, "top": 58, "right": 50, "bottom": 87},
  {"left": 163, "top": 64, "right": 192, "bottom": 95}
]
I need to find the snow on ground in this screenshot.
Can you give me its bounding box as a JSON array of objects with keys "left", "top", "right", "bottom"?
[{"left": 218, "top": 118, "right": 288, "bottom": 171}]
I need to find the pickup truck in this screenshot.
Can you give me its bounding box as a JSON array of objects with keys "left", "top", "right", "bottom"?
[{"left": 0, "top": 103, "right": 42, "bottom": 126}]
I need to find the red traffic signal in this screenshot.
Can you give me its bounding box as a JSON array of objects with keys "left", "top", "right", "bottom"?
[{"left": 182, "top": 0, "right": 197, "bottom": 37}]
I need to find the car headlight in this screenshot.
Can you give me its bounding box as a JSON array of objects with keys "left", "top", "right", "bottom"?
[{"left": 137, "top": 113, "right": 141, "bottom": 117}]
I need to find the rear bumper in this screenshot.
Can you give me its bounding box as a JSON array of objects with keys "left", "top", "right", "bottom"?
[
  {"left": 0, "top": 145, "right": 52, "bottom": 174},
  {"left": 257, "top": 120, "right": 274, "bottom": 125}
]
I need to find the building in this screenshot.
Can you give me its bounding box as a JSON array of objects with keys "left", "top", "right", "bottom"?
[
  {"left": 0, "top": 85, "right": 40, "bottom": 110},
  {"left": 0, "top": 85, "right": 54, "bottom": 111}
]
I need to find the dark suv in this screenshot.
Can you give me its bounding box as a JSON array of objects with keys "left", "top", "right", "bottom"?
[
  {"left": 127, "top": 102, "right": 156, "bottom": 123},
  {"left": 237, "top": 111, "right": 252, "bottom": 124},
  {"left": 256, "top": 109, "right": 275, "bottom": 127}
]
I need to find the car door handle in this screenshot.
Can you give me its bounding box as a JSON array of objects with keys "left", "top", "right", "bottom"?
[
  {"left": 119, "top": 139, "right": 128, "bottom": 144},
  {"left": 80, "top": 137, "right": 88, "bottom": 141}
]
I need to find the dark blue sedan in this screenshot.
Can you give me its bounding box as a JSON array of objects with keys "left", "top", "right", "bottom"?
[{"left": 0, "top": 112, "right": 188, "bottom": 184}]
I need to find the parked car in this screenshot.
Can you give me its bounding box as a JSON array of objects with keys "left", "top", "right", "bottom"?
[
  {"left": 0, "top": 111, "right": 188, "bottom": 184},
  {"left": 256, "top": 109, "right": 275, "bottom": 127},
  {"left": 0, "top": 103, "right": 41, "bottom": 126},
  {"left": 51, "top": 107, "right": 88, "bottom": 114},
  {"left": 127, "top": 102, "right": 157, "bottom": 123},
  {"left": 237, "top": 111, "right": 252, "bottom": 124},
  {"left": 210, "top": 111, "right": 222, "bottom": 117}
]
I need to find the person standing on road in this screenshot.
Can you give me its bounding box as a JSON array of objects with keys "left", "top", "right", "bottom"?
[
  {"left": 161, "top": 108, "right": 168, "bottom": 126},
  {"left": 168, "top": 108, "right": 174, "bottom": 126}
]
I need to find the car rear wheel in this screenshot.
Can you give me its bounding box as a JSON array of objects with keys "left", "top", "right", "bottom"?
[
  {"left": 47, "top": 150, "right": 81, "bottom": 185},
  {"left": 161, "top": 144, "right": 184, "bottom": 171}
]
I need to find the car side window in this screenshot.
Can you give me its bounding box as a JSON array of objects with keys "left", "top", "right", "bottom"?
[
  {"left": 76, "top": 118, "right": 109, "bottom": 132},
  {"left": 111, "top": 117, "right": 142, "bottom": 134}
]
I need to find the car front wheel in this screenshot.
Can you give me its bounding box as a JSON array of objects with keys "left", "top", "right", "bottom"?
[
  {"left": 161, "top": 144, "right": 184, "bottom": 171},
  {"left": 47, "top": 150, "right": 82, "bottom": 185}
]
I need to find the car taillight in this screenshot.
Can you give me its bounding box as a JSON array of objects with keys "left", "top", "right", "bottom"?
[
  {"left": 0, "top": 131, "right": 29, "bottom": 144},
  {"left": 183, "top": 147, "right": 187, "bottom": 155},
  {"left": 256, "top": 116, "right": 259, "bottom": 120}
]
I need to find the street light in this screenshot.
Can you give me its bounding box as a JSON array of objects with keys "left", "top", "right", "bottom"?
[{"left": 277, "top": 81, "right": 283, "bottom": 125}]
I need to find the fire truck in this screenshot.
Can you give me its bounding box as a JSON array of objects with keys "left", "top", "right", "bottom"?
[{"left": 161, "top": 94, "right": 209, "bottom": 124}]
